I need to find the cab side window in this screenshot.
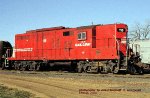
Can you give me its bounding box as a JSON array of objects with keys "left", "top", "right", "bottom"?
[
  {"left": 63, "top": 31, "right": 70, "bottom": 36},
  {"left": 78, "top": 32, "right": 86, "bottom": 40}
]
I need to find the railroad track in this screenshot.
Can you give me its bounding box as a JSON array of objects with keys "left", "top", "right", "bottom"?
[{"left": 1, "top": 70, "right": 150, "bottom": 79}]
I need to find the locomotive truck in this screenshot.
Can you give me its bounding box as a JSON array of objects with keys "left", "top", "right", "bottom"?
[{"left": 1, "top": 23, "right": 144, "bottom": 74}]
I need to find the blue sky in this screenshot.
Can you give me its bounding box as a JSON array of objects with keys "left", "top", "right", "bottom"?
[{"left": 0, "top": 0, "right": 150, "bottom": 44}]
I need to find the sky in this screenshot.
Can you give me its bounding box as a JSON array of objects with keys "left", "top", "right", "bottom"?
[{"left": 0, "top": 0, "right": 150, "bottom": 44}]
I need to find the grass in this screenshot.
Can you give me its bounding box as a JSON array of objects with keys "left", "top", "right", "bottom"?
[{"left": 0, "top": 84, "right": 33, "bottom": 98}]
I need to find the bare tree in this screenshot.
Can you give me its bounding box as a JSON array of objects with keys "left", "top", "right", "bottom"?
[
  {"left": 129, "top": 23, "right": 142, "bottom": 40},
  {"left": 142, "top": 22, "right": 150, "bottom": 39},
  {"left": 129, "top": 21, "right": 150, "bottom": 40}
]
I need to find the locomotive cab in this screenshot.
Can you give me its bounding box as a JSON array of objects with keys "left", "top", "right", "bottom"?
[{"left": 114, "top": 24, "right": 128, "bottom": 73}]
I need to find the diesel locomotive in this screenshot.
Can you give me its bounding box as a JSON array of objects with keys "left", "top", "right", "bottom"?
[{"left": 0, "top": 23, "right": 144, "bottom": 74}]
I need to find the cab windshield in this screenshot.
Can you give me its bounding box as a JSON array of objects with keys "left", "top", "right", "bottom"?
[{"left": 117, "top": 28, "right": 126, "bottom": 32}]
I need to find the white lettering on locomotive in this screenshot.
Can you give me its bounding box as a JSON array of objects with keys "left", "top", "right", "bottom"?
[
  {"left": 15, "top": 48, "right": 33, "bottom": 52},
  {"left": 75, "top": 41, "right": 91, "bottom": 47}
]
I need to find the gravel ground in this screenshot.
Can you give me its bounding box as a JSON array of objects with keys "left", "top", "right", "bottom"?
[{"left": 0, "top": 70, "right": 150, "bottom": 98}]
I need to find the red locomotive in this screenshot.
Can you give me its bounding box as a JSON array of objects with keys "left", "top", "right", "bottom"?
[{"left": 1, "top": 23, "right": 143, "bottom": 74}]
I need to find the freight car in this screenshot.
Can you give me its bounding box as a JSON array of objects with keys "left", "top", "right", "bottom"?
[
  {"left": 129, "top": 40, "right": 150, "bottom": 73},
  {"left": 2, "top": 23, "right": 143, "bottom": 74},
  {"left": 0, "top": 41, "right": 12, "bottom": 69}
]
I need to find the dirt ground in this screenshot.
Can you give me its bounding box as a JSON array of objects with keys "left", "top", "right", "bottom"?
[{"left": 0, "top": 70, "right": 150, "bottom": 98}]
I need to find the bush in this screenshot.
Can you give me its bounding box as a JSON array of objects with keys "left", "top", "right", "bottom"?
[{"left": 0, "top": 84, "right": 32, "bottom": 98}]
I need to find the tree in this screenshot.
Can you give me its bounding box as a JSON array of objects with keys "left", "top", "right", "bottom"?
[
  {"left": 142, "top": 22, "right": 150, "bottom": 39},
  {"left": 130, "top": 23, "right": 142, "bottom": 40},
  {"left": 129, "top": 21, "right": 150, "bottom": 40}
]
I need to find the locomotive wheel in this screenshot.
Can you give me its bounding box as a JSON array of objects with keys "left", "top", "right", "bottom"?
[
  {"left": 22, "top": 65, "right": 28, "bottom": 71},
  {"left": 14, "top": 64, "right": 19, "bottom": 70},
  {"left": 29, "top": 62, "right": 37, "bottom": 71},
  {"left": 137, "top": 67, "right": 144, "bottom": 75},
  {"left": 77, "top": 66, "right": 83, "bottom": 73},
  {"left": 77, "top": 62, "right": 84, "bottom": 73},
  {"left": 129, "top": 65, "right": 137, "bottom": 75},
  {"left": 19, "top": 65, "right": 24, "bottom": 71},
  {"left": 113, "top": 67, "right": 119, "bottom": 74},
  {"left": 33, "top": 64, "right": 37, "bottom": 71},
  {"left": 100, "top": 66, "right": 109, "bottom": 74},
  {"left": 36, "top": 64, "right": 41, "bottom": 71},
  {"left": 21, "top": 66, "right": 26, "bottom": 71},
  {"left": 92, "top": 66, "right": 99, "bottom": 73}
]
